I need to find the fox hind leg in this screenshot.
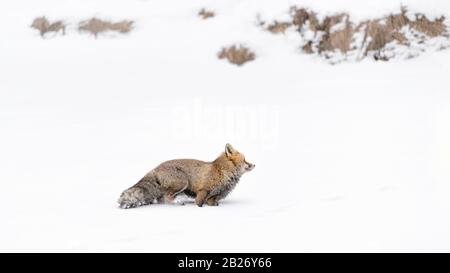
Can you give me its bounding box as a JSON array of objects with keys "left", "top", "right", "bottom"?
[
  {"left": 160, "top": 178, "right": 189, "bottom": 205},
  {"left": 161, "top": 186, "right": 188, "bottom": 205}
]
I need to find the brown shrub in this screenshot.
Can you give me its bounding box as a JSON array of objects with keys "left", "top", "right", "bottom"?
[
  {"left": 79, "top": 18, "right": 133, "bottom": 38},
  {"left": 359, "top": 8, "right": 409, "bottom": 53},
  {"left": 267, "top": 21, "right": 291, "bottom": 34},
  {"left": 320, "top": 14, "right": 348, "bottom": 32},
  {"left": 291, "top": 7, "right": 320, "bottom": 31},
  {"left": 199, "top": 9, "right": 215, "bottom": 20},
  {"left": 291, "top": 8, "right": 309, "bottom": 27},
  {"left": 363, "top": 20, "right": 394, "bottom": 52},
  {"left": 322, "top": 25, "right": 354, "bottom": 53},
  {"left": 31, "top": 17, "right": 66, "bottom": 37},
  {"left": 318, "top": 14, "right": 353, "bottom": 53},
  {"left": 411, "top": 14, "right": 446, "bottom": 37},
  {"left": 110, "top": 21, "right": 134, "bottom": 33},
  {"left": 385, "top": 12, "right": 409, "bottom": 30},
  {"left": 272, "top": 6, "right": 448, "bottom": 61},
  {"left": 218, "top": 45, "right": 255, "bottom": 66},
  {"left": 322, "top": 8, "right": 445, "bottom": 57},
  {"left": 360, "top": 8, "right": 446, "bottom": 55}
]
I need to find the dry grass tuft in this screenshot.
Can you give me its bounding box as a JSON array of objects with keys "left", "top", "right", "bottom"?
[
  {"left": 218, "top": 45, "right": 255, "bottom": 66},
  {"left": 320, "top": 14, "right": 348, "bottom": 32},
  {"left": 267, "top": 21, "right": 291, "bottom": 34},
  {"left": 363, "top": 20, "right": 395, "bottom": 52},
  {"left": 79, "top": 18, "right": 133, "bottom": 38},
  {"left": 272, "top": 6, "right": 449, "bottom": 61},
  {"left": 357, "top": 8, "right": 446, "bottom": 57},
  {"left": 385, "top": 10, "right": 410, "bottom": 30},
  {"left": 361, "top": 10, "right": 446, "bottom": 56},
  {"left": 410, "top": 14, "right": 446, "bottom": 37},
  {"left": 110, "top": 20, "right": 134, "bottom": 33},
  {"left": 31, "top": 17, "right": 66, "bottom": 37},
  {"left": 290, "top": 9, "right": 355, "bottom": 53},
  {"left": 199, "top": 9, "right": 215, "bottom": 20},
  {"left": 318, "top": 14, "right": 354, "bottom": 53},
  {"left": 360, "top": 8, "right": 410, "bottom": 54},
  {"left": 291, "top": 7, "right": 320, "bottom": 31}
]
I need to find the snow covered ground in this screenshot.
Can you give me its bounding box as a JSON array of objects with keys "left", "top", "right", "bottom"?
[{"left": 1, "top": 0, "right": 450, "bottom": 252}]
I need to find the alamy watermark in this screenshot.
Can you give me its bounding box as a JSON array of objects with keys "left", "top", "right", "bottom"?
[{"left": 170, "top": 98, "right": 280, "bottom": 150}]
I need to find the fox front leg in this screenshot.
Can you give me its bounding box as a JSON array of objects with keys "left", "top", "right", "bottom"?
[
  {"left": 195, "top": 190, "right": 209, "bottom": 207},
  {"left": 206, "top": 196, "right": 219, "bottom": 206}
]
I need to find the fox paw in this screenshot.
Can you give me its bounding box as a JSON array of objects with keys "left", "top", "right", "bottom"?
[{"left": 207, "top": 200, "right": 219, "bottom": 206}]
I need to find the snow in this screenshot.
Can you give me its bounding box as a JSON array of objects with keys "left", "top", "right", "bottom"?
[{"left": 1, "top": 0, "right": 450, "bottom": 252}]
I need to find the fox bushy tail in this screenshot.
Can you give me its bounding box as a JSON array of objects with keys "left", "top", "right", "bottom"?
[{"left": 118, "top": 172, "right": 163, "bottom": 209}]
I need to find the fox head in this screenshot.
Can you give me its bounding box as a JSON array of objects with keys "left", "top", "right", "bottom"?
[{"left": 224, "top": 143, "right": 255, "bottom": 173}]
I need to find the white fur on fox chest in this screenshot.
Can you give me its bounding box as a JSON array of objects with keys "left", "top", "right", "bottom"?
[{"left": 208, "top": 170, "right": 242, "bottom": 200}]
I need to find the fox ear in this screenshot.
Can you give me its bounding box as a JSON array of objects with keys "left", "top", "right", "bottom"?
[{"left": 225, "top": 143, "right": 235, "bottom": 157}]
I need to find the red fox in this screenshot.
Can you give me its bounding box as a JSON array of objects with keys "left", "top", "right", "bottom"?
[{"left": 118, "top": 144, "right": 255, "bottom": 208}]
